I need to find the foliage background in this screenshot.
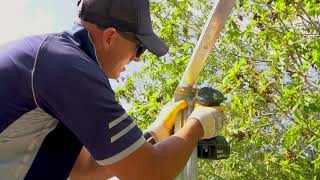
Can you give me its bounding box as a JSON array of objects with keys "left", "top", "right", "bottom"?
[{"left": 115, "top": 0, "right": 320, "bottom": 179}]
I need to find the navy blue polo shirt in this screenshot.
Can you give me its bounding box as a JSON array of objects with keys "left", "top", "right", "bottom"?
[{"left": 0, "top": 23, "right": 144, "bottom": 179}]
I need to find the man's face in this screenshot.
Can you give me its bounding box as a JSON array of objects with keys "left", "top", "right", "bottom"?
[{"left": 95, "top": 28, "right": 142, "bottom": 79}]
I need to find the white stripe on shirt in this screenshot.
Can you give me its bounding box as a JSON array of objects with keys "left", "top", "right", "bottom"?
[
  {"left": 109, "top": 113, "right": 128, "bottom": 129},
  {"left": 110, "top": 121, "right": 136, "bottom": 143}
]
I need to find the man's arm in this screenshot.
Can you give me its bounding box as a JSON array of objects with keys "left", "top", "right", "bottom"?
[
  {"left": 69, "top": 147, "right": 114, "bottom": 180},
  {"left": 69, "top": 118, "right": 202, "bottom": 180},
  {"left": 107, "top": 118, "right": 203, "bottom": 180}
]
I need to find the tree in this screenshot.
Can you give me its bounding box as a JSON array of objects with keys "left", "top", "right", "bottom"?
[{"left": 115, "top": 0, "right": 320, "bottom": 178}]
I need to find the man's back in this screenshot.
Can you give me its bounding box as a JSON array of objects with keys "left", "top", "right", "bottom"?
[
  {"left": 0, "top": 31, "right": 96, "bottom": 179},
  {"left": 0, "top": 30, "right": 96, "bottom": 179},
  {"left": 0, "top": 35, "right": 46, "bottom": 131},
  {"left": 0, "top": 34, "right": 59, "bottom": 179}
]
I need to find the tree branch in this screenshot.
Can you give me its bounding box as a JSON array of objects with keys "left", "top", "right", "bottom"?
[{"left": 297, "top": 2, "right": 320, "bottom": 35}]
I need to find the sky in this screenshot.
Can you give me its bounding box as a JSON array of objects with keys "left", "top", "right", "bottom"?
[{"left": 1, "top": 0, "right": 77, "bottom": 43}]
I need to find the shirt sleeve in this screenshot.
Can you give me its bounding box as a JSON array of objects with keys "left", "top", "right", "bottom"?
[{"left": 32, "top": 35, "right": 144, "bottom": 165}]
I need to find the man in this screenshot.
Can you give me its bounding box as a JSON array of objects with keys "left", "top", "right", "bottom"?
[{"left": 0, "top": 0, "right": 225, "bottom": 179}]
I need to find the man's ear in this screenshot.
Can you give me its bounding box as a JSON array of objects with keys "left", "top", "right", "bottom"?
[{"left": 102, "top": 27, "right": 117, "bottom": 49}]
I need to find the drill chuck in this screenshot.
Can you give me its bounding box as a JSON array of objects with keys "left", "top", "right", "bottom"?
[{"left": 196, "top": 87, "right": 226, "bottom": 106}]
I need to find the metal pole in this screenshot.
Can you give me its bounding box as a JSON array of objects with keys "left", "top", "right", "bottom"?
[
  {"left": 179, "top": 0, "right": 236, "bottom": 88},
  {"left": 174, "top": 0, "right": 236, "bottom": 179}
]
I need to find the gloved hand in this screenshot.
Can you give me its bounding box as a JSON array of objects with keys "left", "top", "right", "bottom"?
[
  {"left": 188, "top": 104, "right": 225, "bottom": 139},
  {"left": 146, "top": 100, "right": 188, "bottom": 142}
]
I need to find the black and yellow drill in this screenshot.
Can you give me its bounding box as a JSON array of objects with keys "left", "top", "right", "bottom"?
[{"left": 196, "top": 87, "right": 230, "bottom": 160}]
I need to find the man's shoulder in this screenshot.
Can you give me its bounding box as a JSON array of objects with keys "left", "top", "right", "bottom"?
[
  {"left": 40, "top": 33, "right": 90, "bottom": 61},
  {"left": 36, "top": 33, "right": 101, "bottom": 75},
  {"left": 0, "top": 34, "right": 49, "bottom": 59}
]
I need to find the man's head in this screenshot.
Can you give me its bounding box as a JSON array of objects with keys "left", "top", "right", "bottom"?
[{"left": 77, "top": 0, "right": 169, "bottom": 79}]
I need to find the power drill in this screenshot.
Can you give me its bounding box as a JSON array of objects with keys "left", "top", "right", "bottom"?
[{"left": 196, "top": 87, "right": 230, "bottom": 160}]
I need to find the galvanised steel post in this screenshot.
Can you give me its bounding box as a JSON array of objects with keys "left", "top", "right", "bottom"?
[{"left": 174, "top": 1, "right": 236, "bottom": 179}]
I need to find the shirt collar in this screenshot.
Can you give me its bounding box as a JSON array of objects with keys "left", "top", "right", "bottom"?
[{"left": 63, "top": 23, "right": 98, "bottom": 63}]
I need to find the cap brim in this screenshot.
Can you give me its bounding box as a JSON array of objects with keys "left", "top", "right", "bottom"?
[{"left": 136, "top": 33, "right": 169, "bottom": 57}]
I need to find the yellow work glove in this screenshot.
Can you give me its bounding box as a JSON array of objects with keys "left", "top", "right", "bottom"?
[
  {"left": 146, "top": 100, "right": 188, "bottom": 142},
  {"left": 188, "top": 104, "right": 225, "bottom": 139}
]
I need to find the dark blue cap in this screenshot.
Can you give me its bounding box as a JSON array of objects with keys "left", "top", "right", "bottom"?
[{"left": 78, "top": 0, "right": 169, "bottom": 56}]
